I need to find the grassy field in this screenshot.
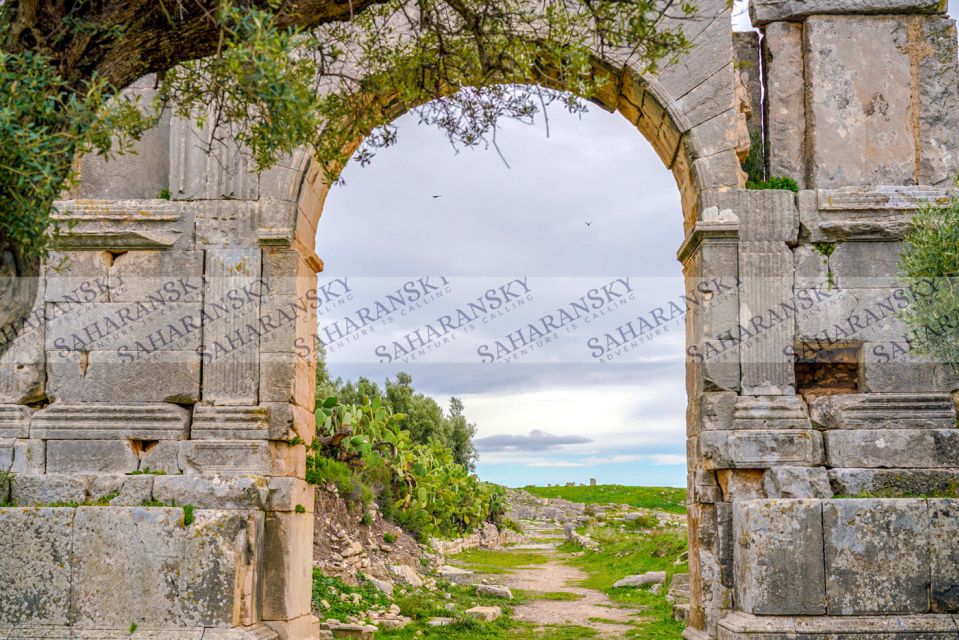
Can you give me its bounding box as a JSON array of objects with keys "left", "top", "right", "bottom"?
[{"left": 521, "top": 484, "right": 687, "bottom": 514}]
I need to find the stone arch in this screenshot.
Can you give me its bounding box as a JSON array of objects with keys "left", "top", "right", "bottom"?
[{"left": 3, "top": 0, "right": 959, "bottom": 639}]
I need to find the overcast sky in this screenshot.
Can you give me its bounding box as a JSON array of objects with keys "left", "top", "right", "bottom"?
[{"left": 314, "top": 1, "right": 959, "bottom": 488}]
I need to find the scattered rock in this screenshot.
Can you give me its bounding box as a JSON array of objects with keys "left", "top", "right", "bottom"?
[
  {"left": 613, "top": 571, "right": 666, "bottom": 588},
  {"left": 437, "top": 565, "right": 474, "bottom": 584},
  {"left": 465, "top": 605, "right": 503, "bottom": 621},
  {"left": 476, "top": 584, "right": 513, "bottom": 600},
  {"left": 390, "top": 563, "right": 425, "bottom": 587},
  {"left": 427, "top": 617, "right": 455, "bottom": 627}
]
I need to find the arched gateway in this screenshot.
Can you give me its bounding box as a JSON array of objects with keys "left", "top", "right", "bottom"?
[{"left": 1, "top": 0, "right": 958, "bottom": 637}]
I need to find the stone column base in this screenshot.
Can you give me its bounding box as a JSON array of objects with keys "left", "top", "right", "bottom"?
[{"left": 718, "top": 612, "right": 959, "bottom": 639}]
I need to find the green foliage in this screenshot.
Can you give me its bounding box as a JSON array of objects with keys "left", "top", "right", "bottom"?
[
  {"left": 746, "top": 175, "right": 799, "bottom": 192},
  {"left": 522, "top": 485, "right": 687, "bottom": 514},
  {"left": 899, "top": 196, "right": 959, "bottom": 375},
  {"left": 311, "top": 395, "right": 507, "bottom": 539},
  {"left": 0, "top": 0, "right": 693, "bottom": 262},
  {"left": 128, "top": 622, "right": 137, "bottom": 635},
  {"left": 311, "top": 569, "right": 391, "bottom": 622},
  {"left": 295, "top": 504, "right": 307, "bottom": 514},
  {"left": 128, "top": 468, "right": 167, "bottom": 476},
  {"left": 812, "top": 242, "right": 836, "bottom": 258},
  {"left": 741, "top": 131, "right": 766, "bottom": 185},
  {"left": 383, "top": 531, "right": 398, "bottom": 544},
  {"left": 45, "top": 491, "right": 120, "bottom": 508},
  {"left": 0, "top": 50, "right": 153, "bottom": 258},
  {"left": 182, "top": 504, "right": 195, "bottom": 526},
  {"left": 157, "top": 3, "right": 324, "bottom": 172}
]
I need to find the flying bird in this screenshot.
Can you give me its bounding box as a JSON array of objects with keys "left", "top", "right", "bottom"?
[
  {"left": 585, "top": 221, "right": 592, "bottom": 227},
  {"left": 432, "top": 195, "right": 442, "bottom": 199}
]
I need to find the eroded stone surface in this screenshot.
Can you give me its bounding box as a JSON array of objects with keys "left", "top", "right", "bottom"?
[
  {"left": 733, "top": 499, "right": 825, "bottom": 615},
  {"left": 823, "top": 499, "right": 930, "bottom": 615}
]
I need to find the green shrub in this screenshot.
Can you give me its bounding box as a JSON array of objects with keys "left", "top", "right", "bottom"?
[
  {"left": 306, "top": 455, "right": 374, "bottom": 508},
  {"left": 310, "top": 396, "right": 508, "bottom": 540},
  {"left": 746, "top": 175, "right": 799, "bottom": 192},
  {"left": 899, "top": 196, "right": 959, "bottom": 376},
  {"left": 311, "top": 570, "right": 390, "bottom": 622},
  {"left": 383, "top": 532, "right": 397, "bottom": 544}
]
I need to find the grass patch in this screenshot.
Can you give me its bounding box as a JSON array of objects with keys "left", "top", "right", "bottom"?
[
  {"left": 450, "top": 548, "right": 550, "bottom": 574},
  {"left": 311, "top": 569, "right": 391, "bottom": 623},
  {"left": 521, "top": 485, "right": 686, "bottom": 514}
]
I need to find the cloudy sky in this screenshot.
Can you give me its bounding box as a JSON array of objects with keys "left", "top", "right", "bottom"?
[{"left": 313, "top": 1, "right": 958, "bottom": 488}]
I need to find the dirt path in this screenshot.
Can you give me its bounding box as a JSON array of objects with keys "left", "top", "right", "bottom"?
[{"left": 489, "top": 523, "right": 645, "bottom": 638}]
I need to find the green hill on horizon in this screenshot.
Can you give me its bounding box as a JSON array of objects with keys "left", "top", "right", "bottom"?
[{"left": 521, "top": 484, "right": 687, "bottom": 514}]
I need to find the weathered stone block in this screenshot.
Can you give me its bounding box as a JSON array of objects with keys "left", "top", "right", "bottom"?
[
  {"left": 829, "top": 468, "right": 959, "bottom": 497},
  {"left": 46, "top": 440, "right": 140, "bottom": 474},
  {"left": 259, "top": 352, "right": 314, "bottom": 409},
  {"left": 751, "top": 0, "right": 944, "bottom": 26},
  {"left": 43, "top": 250, "right": 111, "bottom": 303},
  {"left": 51, "top": 200, "right": 195, "bottom": 251},
  {"left": 106, "top": 250, "right": 204, "bottom": 303},
  {"left": 805, "top": 15, "right": 957, "bottom": 188},
  {"left": 828, "top": 241, "right": 904, "bottom": 289},
  {"left": 918, "top": 17, "right": 959, "bottom": 186},
  {"left": 763, "top": 22, "right": 805, "bottom": 188},
  {"left": 718, "top": 612, "right": 959, "bottom": 638},
  {"left": 202, "top": 247, "right": 262, "bottom": 405},
  {"left": 47, "top": 349, "right": 201, "bottom": 404},
  {"left": 823, "top": 498, "right": 930, "bottom": 614},
  {"left": 0, "top": 438, "right": 45, "bottom": 474},
  {"left": 800, "top": 186, "right": 951, "bottom": 243},
  {"left": 739, "top": 242, "right": 795, "bottom": 395},
  {"left": 152, "top": 475, "right": 268, "bottom": 510},
  {"left": 90, "top": 474, "right": 154, "bottom": 507},
  {"left": 138, "top": 441, "right": 182, "bottom": 475},
  {"left": 825, "top": 429, "right": 959, "bottom": 468},
  {"left": 808, "top": 16, "right": 909, "bottom": 187},
  {"left": 700, "top": 429, "right": 823, "bottom": 469},
  {"left": 929, "top": 499, "right": 959, "bottom": 612},
  {"left": 809, "top": 393, "right": 956, "bottom": 429},
  {"left": 10, "top": 474, "right": 87, "bottom": 506},
  {"left": 178, "top": 441, "right": 306, "bottom": 478},
  {"left": 45, "top": 299, "right": 202, "bottom": 354},
  {"left": 732, "top": 395, "right": 811, "bottom": 430},
  {"left": 0, "top": 405, "right": 31, "bottom": 439},
  {"left": 191, "top": 405, "right": 272, "bottom": 440},
  {"left": 794, "top": 245, "right": 830, "bottom": 290},
  {"left": 0, "top": 508, "right": 75, "bottom": 624},
  {"left": 267, "top": 477, "right": 314, "bottom": 513},
  {"left": 70, "top": 507, "right": 263, "bottom": 627},
  {"left": 691, "top": 392, "right": 737, "bottom": 432},
  {"left": 31, "top": 403, "right": 190, "bottom": 440},
  {"left": 733, "top": 499, "right": 825, "bottom": 614},
  {"left": 261, "top": 511, "right": 313, "bottom": 620},
  {"left": 762, "top": 466, "right": 833, "bottom": 499}
]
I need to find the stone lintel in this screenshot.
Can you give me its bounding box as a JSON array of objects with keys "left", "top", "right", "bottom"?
[
  {"left": 750, "top": 0, "right": 944, "bottom": 27},
  {"left": 800, "top": 187, "right": 959, "bottom": 242},
  {"left": 809, "top": 393, "right": 956, "bottom": 430}
]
